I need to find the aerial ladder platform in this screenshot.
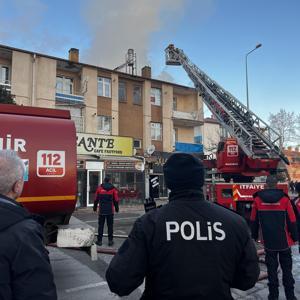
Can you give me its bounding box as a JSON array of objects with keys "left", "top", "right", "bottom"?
[{"left": 165, "top": 44, "right": 289, "bottom": 168}]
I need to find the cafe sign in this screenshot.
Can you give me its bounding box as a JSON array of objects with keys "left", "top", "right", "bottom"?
[{"left": 77, "top": 133, "right": 133, "bottom": 157}]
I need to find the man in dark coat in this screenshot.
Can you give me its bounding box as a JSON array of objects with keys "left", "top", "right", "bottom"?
[
  {"left": 106, "top": 153, "right": 259, "bottom": 299},
  {"left": 250, "top": 175, "right": 298, "bottom": 300},
  {"left": 0, "top": 150, "right": 57, "bottom": 300},
  {"left": 94, "top": 176, "right": 119, "bottom": 246}
]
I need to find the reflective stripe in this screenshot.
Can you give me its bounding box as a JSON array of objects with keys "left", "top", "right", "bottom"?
[{"left": 17, "top": 195, "right": 76, "bottom": 202}]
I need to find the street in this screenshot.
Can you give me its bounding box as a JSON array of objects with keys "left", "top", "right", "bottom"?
[
  {"left": 50, "top": 204, "right": 300, "bottom": 300},
  {"left": 50, "top": 206, "right": 144, "bottom": 300}
]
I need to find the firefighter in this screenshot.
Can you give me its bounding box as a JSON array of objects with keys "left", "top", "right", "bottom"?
[
  {"left": 250, "top": 175, "right": 298, "bottom": 300},
  {"left": 93, "top": 176, "right": 119, "bottom": 246},
  {"left": 106, "top": 152, "right": 259, "bottom": 299},
  {"left": 0, "top": 150, "right": 57, "bottom": 300}
]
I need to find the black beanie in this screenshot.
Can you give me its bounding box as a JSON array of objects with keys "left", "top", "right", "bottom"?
[{"left": 163, "top": 152, "right": 205, "bottom": 191}]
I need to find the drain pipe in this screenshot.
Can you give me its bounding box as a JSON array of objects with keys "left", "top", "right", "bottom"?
[{"left": 31, "top": 53, "right": 37, "bottom": 106}]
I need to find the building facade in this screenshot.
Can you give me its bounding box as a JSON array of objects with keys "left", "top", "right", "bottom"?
[{"left": 0, "top": 44, "right": 204, "bottom": 206}]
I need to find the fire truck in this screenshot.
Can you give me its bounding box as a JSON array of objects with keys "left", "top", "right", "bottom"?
[
  {"left": 0, "top": 104, "right": 77, "bottom": 240},
  {"left": 165, "top": 45, "right": 289, "bottom": 219}
]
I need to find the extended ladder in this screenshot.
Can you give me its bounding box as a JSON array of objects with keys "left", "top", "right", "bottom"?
[{"left": 165, "top": 44, "right": 288, "bottom": 164}]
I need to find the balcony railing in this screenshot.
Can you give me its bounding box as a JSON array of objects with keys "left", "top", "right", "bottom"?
[
  {"left": 172, "top": 110, "right": 203, "bottom": 126},
  {"left": 173, "top": 110, "right": 201, "bottom": 120},
  {"left": 55, "top": 91, "right": 84, "bottom": 104},
  {"left": 175, "top": 142, "right": 203, "bottom": 153},
  {"left": 0, "top": 80, "right": 11, "bottom": 92}
]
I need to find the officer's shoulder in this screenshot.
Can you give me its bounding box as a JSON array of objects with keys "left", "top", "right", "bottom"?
[
  {"left": 210, "top": 202, "right": 247, "bottom": 225},
  {"left": 139, "top": 203, "right": 166, "bottom": 223}
]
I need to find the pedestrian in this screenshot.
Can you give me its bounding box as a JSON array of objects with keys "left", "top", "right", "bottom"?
[
  {"left": 250, "top": 175, "right": 298, "bottom": 300},
  {"left": 93, "top": 176, "right": 119, "bottom": 246},
  {"left": 0, "top": 150, "right": 57, "bottom": 300},
  {"left": 106, "top": 153, "right": 259, "bottom": 299}
]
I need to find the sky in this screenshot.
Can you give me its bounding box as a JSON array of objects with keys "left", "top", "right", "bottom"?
[{"left": 0, "top": 0, "right": 299, "bottom": 121}]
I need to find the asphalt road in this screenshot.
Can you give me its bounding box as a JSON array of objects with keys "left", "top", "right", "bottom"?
[
  {"left": 50, "top": 205, "right": 300, "bottom": 300},
  {"left": 50, "top": 207, "right": 144, "bottom": 300}
]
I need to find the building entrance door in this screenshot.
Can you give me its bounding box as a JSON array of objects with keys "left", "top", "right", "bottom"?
[{"left": 87, "top": 170, "right": 102, "bottom": 207}]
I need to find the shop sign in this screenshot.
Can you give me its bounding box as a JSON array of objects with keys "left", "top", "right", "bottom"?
[
  {"left": 105, "top": 160, "right": 144, "bottom": 172},
  {"left": 77, "top": 133, "right": 133, "bottom": 157}
]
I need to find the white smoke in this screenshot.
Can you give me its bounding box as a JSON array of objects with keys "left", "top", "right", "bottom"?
[
  {"left": 156, "top": 70, "right": 175, "bottom": 83},
  {"left": 83, "top": 0, "right": 185, "bottom": 71}
]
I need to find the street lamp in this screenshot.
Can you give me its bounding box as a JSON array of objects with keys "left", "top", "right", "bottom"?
[{"left": 245, "top": 43, "right": 262, "bottom": 110}]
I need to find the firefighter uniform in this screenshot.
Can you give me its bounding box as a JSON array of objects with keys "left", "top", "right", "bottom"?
[
  {"left": 94, "top": 180, "right": 119, "bottom": 246},
  {"left": 106, "top": 153, "right": 259, "bottom": 299},
  {"left": 250, "top": 188, "right": 298, "bottom": 300}
]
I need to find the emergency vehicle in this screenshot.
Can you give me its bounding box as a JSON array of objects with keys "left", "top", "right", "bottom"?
[
  {"left": 165, "top": 45, "right": 289, "bottom": 219},
  {"left": 0, "top": 104, "right": 77, "bottom": 240}
]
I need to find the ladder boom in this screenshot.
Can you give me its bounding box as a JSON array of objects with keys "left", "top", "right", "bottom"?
[{"left": 165, "top": 44, "right": 288, "bottom": 165}]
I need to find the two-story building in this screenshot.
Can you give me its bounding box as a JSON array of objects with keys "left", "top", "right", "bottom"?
[{"left": 0, "top": 44, "right": 204, "bottom": 206}]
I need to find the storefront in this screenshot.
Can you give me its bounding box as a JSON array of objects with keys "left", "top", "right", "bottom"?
[{"left": 76, "top": 133, "right": 144, "bottom": 207}]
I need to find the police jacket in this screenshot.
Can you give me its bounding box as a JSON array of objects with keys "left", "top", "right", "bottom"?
[
  {"left": 0, "top": 194, "right": 57, "bottom": 300},
  {"left": 250, "top": 189, "right": 298, "bottom": 251},
  {"left": 94, "top": 183, "right": 119, "bottom": 215},
  {"left": 106, "top": 190, "right": 259, "bottom": 300}
]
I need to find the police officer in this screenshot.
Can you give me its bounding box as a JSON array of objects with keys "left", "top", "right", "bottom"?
[
  {"left": 106, "top": 153, "right": 259, "bottom": 299},
  {"left": 250, "top": 175, "right": 298, "bottom": 300}
]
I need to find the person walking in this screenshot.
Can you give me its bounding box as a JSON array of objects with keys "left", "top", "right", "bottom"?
[
  {"left": 0, "top": 150, "right": 57, "bottom": 300},
  {"left": 106, "top": 153, "right": 259, "bottom": 299},
  {"left": 93, "top": 176, "right": 119, "bottom": 246},
  {"left": 250, "top": 175, "right": 298, "bottom": 300}
]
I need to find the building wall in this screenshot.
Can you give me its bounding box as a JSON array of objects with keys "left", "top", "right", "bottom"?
[
  {"left": 82, "top": 67, "right": 97, "bottom": 133},
  {"left": 118, "top": 78, "right": 143, "bottom": 139},
  {"left": 2, "top": 46, "right": 204, "bottom": 156},
  {"left": 162, "top": 84, "right": 173, "bottom": 152},
  {"left": 178, "top": 127, "right": 194, "bottom": 143},
  {"left": 111, "top": 73, "right": 119, "bottom": 135},
  {"left": 203, "top": 121, "right": 221, "bottom": 155},
  {"left": 36, "top": 56, "right": 56, "bottom": 108},
  {"left": 0, "top": 57, "right": 11, "bottom": 67},
  {"left": 176, "top": 93, "right": 197, "bottom": 111},
  {"left": 11, "top": 51, "right": 32, "bottom": 106},
  {"left": 143, "top": 80, "right": 152, "bottom": 151},
  {"left": 284, "top": 148, "right": 300, "bottom": 181}
]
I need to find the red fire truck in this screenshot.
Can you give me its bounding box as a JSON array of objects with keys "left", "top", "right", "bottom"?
[
  {"left": 0, "top": 104, "right": 77, "bottom": 239},
  {"left": 165, "top": 45, "right": 290, "bottom": 218}
]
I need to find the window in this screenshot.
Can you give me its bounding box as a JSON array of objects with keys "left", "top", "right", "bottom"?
[
  {"left": 173, "top": 96, "right": 177, "bottom": 111},
  {"left": 98, "top": 77, "right": 111, "bottom": 97},
  {"left": 151, "top": 123, "right": 162, "bottom": 140},
  {"left": 133, "top": 85, "right": 142, "bottom": 104},
  {"left": 133, "top": 139, "right": 142, "bottom": 149},
  {"left": 118, "top": 81, "right": 126, "bottom": 102},
  {"left": 150, "top": 88, "right": 161, "bottom": 106},
  {"left": 173, "top": 128, "right": 178, "bottom": 146},
  {"left": 0, "top": 66, "right": 9, "bottom": 84},
  {"left": 97, "top": 115, "right": 112, "bottom": 134},
  {"left": 56, "top": 76, "right": 73, "bottom": 94}
]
